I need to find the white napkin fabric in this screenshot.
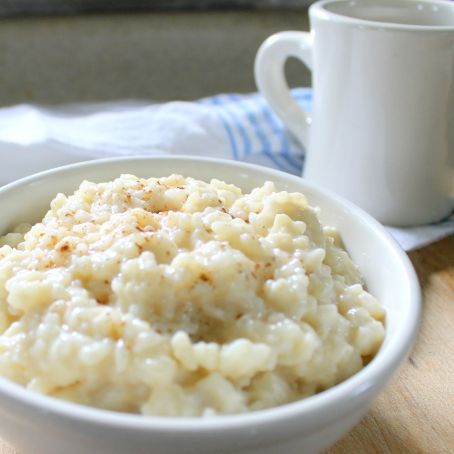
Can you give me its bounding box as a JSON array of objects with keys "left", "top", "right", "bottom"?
[{"left": 0, "top": 88, "right": 452, "bottom": 251}]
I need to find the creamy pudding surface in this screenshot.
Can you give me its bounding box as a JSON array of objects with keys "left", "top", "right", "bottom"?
[{"left": 0, "top": 174, "right": 385, "bottom": 416}]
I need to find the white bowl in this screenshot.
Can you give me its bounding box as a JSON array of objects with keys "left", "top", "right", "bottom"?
[{"left": 0, "top": 156, "right": 420, "bottom": 454}]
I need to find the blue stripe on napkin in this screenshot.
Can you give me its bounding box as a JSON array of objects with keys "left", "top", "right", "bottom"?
[
  {"left": 203, "top": 88, "right": 311, "bottom": 175},
  {"left": 209, "top": 95, "right": 240, "bottom": 160},
  {"left": 257, "top": 98, "right": 301, "bottom": 171},
  {"left": 229, "top": 93, "right": 292, "bottom": 172},
  {"left": 210, "top": 95, "right": 252, "bottom": 159}
]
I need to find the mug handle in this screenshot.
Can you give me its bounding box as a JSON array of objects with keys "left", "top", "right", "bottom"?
[{"left": 254, "top": 31, "right": 313, "bottom": 147}]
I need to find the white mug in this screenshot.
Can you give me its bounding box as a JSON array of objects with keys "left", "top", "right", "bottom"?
[{"left": 255, "top": 0, "right": 454, "bottom": 226}]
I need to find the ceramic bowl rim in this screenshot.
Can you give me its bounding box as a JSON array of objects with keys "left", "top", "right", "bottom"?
[{"left": 0, "top": 156, "right": 421, "bottom": 433}]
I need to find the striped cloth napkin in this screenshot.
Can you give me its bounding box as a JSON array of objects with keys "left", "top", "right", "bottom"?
[{"left": 0, "top": 88, "right": 452, "bottom": 251}]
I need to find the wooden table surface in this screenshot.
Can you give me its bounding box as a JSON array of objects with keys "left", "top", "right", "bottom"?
[
  {"left": 329, "top": 235, "right": 454, "bottom": 454},
  {"left": 0, "top": 236, "right": 453, "bottom": 454}
]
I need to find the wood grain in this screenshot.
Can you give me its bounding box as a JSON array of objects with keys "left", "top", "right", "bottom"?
[
  {"left": 328, "top": 235, "right": 454, "bottom": 454},
  {"left": 0, "top": 236, "right": 453, "bottom": 454}
]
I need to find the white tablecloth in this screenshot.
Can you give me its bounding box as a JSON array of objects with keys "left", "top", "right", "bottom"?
[{"left": 0, "top": 89, "right": 452, "bottom": 251}]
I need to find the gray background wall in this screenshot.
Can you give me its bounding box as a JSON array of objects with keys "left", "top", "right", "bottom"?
[{"left": 0, "top": 10, "right": 311, "bottom": 106}]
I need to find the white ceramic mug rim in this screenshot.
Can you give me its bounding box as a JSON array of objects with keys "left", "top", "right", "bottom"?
[{"left": 311, "top": 0, "right": 454, "bottom": 31}]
